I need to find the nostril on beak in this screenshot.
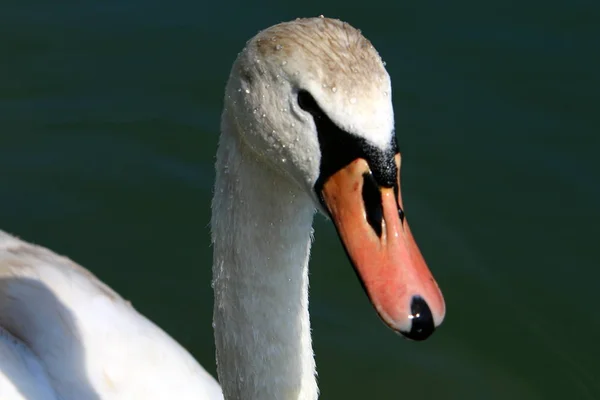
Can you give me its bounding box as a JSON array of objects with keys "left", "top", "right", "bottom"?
[
  {"left": 401, "top": 296, "right": 435, "bottom": 341},
  {"left": 361, "top": 172, "right": 383, "bottom": 237}
]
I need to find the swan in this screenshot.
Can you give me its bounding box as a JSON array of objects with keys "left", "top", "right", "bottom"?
[{"left": 0, "top": 16, "right": 445, "bottom": 399}]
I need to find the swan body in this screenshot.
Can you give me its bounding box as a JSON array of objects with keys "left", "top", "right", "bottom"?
[
  {"left": 0, "top": 231, "right": 222, "bottom": 399},
  {"left": 0, "top": 17, "right": 445, "bottom": 400}
]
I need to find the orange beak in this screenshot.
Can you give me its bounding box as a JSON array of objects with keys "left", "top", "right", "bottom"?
[{"left": 320, "top": 154, "right": 445, "bottom": 340}]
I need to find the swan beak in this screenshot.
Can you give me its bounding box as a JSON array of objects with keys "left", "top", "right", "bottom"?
[{"left": 320, "top": 154, "right": 445, "bottom": 340}]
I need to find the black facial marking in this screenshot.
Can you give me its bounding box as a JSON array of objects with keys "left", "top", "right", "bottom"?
[
  {"left": 297, "top": 90, "right": 398, "bottom": 208},
  {"left": 299, "top": 90, "right": 431, "bottom": 339},
  {"left": 362, "top": 172, "right": 384, "bottom": 237},
  {"left": 402, "top": 296, "right": 435, "bottom": 341}
]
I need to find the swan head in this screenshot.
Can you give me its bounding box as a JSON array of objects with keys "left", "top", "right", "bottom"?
[{"left": 223, "top": 17, "right": 445, "bottom": 340}]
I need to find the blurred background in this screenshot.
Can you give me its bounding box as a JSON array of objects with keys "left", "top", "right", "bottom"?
[{"left": 1, "top": 0, "right": 598, "bottom": 398}]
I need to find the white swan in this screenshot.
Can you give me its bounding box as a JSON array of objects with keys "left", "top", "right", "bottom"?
[{"left": 0, "top": 17, "right": 445, "bottom": 400}]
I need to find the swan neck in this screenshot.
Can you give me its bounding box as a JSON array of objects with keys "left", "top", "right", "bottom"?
[{"left": 211, "top": 116, "right": 318, "bottom": 400}]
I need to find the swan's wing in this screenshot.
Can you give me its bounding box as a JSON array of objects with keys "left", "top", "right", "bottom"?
[
  {"left": 0, "top": 327, "right": 58, "bottom": 400},
  {"left": 0, "top": 230, "right": 223, "bottom": 399}
]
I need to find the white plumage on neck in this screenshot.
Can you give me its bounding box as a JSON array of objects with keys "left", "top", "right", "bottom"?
[{"left": 211, "top": 113, "right": 318, "bottom": 400}]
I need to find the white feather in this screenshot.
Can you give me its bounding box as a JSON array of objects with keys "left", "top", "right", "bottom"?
[{"left": 0, "top": 231, "right": 223, "bottom": 399}]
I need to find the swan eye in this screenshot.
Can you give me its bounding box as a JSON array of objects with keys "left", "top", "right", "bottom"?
[{"left": 297, "top": 90, "right": 323, "bottom": 120}]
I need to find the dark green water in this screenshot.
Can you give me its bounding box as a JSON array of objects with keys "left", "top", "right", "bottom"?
[{"left": 1, "top": 1, "right": 599, "bottom": 398}]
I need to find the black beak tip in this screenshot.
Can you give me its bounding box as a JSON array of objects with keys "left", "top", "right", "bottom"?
[{"left": 400, "top": 296, "right": 436, "bottom": 341}]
